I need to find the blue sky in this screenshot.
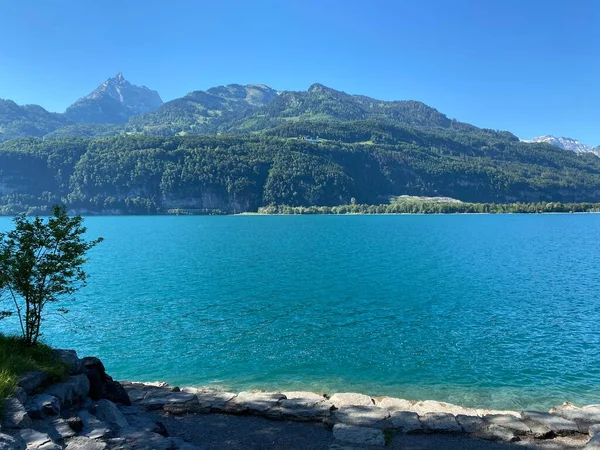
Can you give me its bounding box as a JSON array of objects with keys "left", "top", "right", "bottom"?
[{"left": 0, "top": 0, "right": 598, "bottom": 144}]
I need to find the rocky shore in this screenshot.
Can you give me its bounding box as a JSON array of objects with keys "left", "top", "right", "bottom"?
[{"left": 1, "top": 350, "right": 599, "bottom": 449}]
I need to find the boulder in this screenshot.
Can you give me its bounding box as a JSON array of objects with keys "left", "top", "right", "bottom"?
[
  {"left": 44, "top": 375, "right": 89, "bottom": 408},
  {"left": 550, "top": 403, "right": 600, "bottom": 432},
  {"left": 66, "top": 417, "right": 83, "bottom": 433},
  {"left": 77, "top": 410, "right": 112, "bottom": 440},
  {"left": 82, "top": 357, "right": 130, "bottom": 405},
  {"left": 332, "top": 405, "right": 390, "bottom": 428},
  {"left": 225, "top": 392, "right": 285, "bottom": 414},
  {"left": 277, "top": 394, "right": 333, "bottom": 422},
  {"left": 329, "top": 393, "right": 374, "bottom": 408},
  {"left": 139, "top": 390, "right": 197, "bottom": 412},
  {"left": 419, "top": 412, "right": 462, "bottom": 433},
  {"left": 522, "top": 410, "right": 578, "bottom": 436},
  {"left": 587, "top": 434, "right": 600, "bottom": 450},
  {"left": 25, "top": 394, "right": 60, "bottom": 419},
  {"left": 590, "top": 424, "right": 600, "bottom": 437},
  {"left": 455, "top": 414, "right": 484, "bottom": 433},
  {"left": 483, "top": 414, "right": 530, "bottom": 435},
  {"left": 390, "top": 411, "right": 422, "bottom": 433},
  {"left": 65, "top": 437, "right": 107, "bottom": 450},
  {"left": 17, "top": 372, "right": 48, "bottom": 395},
  {"left": 375, "top": 397, "right": 413, "bottom": 411},
  {"left": 16, "top": 429, "right": 60, "bottom": 450},
  {"left": 14, "top": 388, "right": 27, "bottom": 404},
  {"left": 94, "top": 399, "right": 129, "bottom": 429},
  {"left": 52, "top": 350, "right": 82, "bottom": 375},
  {"left": 332, "top": 423, "right": 385, "bottom": 446},
  {"left": 40, "top": 417, "right": 77, "bottom": 441},
  {"left": 183, "top": 388, "right": 237, "bottom": 412},
  {"left": 0, "top": 433, "right": 25, "bottom": 450},
  {"left": 2, "top": 398, "right": 33, "bottom": 429},
  {"left": 476, "top": 423, "right": 520, "bottom": 443}
]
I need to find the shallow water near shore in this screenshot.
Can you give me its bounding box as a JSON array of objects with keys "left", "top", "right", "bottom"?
[{"left": 1, "top": 214, "right": 599, "bottom": 410}]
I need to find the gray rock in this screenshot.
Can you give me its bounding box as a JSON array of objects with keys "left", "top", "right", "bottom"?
[
  {"left": 29, "top": 416, "right": 77, "bottom": 442},
  {"left": 2, "top": 398, "right": 33, "bottom": 429},
  {"left": 45, "top": 417, "right": 77, "bottom": 441},
  {"left": 77, "top": 410, "right": 112, "bottom": 440},
  {"left": 139, "top": 391, "right": 197, "bottom": 411},
  {"left": 65, "top": 436, "right": 107, "bottom": 450},
  {"left": 66, "top": 417, "right": 83, "bottom": 433},
  {"left": 332, "top": 423, "right": 385, "bottom": 446},
  {"left": 0, "top": 433, "right": 25, "bottom": 450},
  {"left": 184, "top": 389, "right": 237, "bottom": 412},
  {"left": 53, "top": 350, "right": 82, "bottom": 375},
  {"left": 225, "top": 392, "right": 286, "bottom": 414},
  {"left": 375, "top": 396, "right": 413, "bottom": 411},
  {"left": 587, "top": 434, "right": 600, "bottom": 450},
  {"left": 26, "top": 394, "right": 60, "bottom": 418},
  {"left": 14, "top": 388, "right": 27, "bottom": 404},
  {"left": 44, "top": 375, "right": 89, "bottom": 408},
  {"left": 419, "top": 412, "right": 462, "bottom": 433},
  {"left": 551, "top": 403, "right": 600, "bottom": 425},
  {"left": 522, "top": 410, "right": 577, "bottom": 436},
  {"left": 17, "top": 372, "right": 48, "bottom": 395},
  {"left": 277, "top": 396, "right": 333, "bottom": 421},
  {"left": 476, "top": 423, "right": 520, "bottom": 443},
  {"left": 590, "top": 424, "right": 600, "bottom": 437},
  {"left": 390, "top": 411, "right": 422, "bottom": 433},
  {"left": 455, "top": 414, "right": 484, "bottom": 433},
  {"left": 483, "top": 414, "right": 530, "bottom": 435},
  {"left": 333, "top": 405, "right": 390, "bottom": 427},
  {"left": 329, "top": 393, "right": 374, "bottom": 408},
  {"left": 16, "top": 429, "right": 60, "bottom": 450},
  {"left": 94, "top": 399, "right": 129, "bottom": 429}
]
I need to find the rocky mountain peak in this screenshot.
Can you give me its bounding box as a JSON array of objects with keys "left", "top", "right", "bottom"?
[
  {"left": 65, "top": 74, "right": 163, "bottom": 124},
  {"left": 523, "top": 135, "right": 600, "bottom": 157}
]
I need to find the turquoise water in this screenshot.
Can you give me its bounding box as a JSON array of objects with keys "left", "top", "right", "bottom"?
[{"left": 1, "top": 215, "right": 600, "bottom": 410}]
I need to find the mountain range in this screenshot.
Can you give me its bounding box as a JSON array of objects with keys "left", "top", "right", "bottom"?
[
  {"left": 1, "top": 74, "right": 600, "bottom": 214},
  {"left": 1, "top": 74, "right": 597, "bottom": 154},
  {"left": 523, "top": 135, "right": 600, "bottom": 157}
]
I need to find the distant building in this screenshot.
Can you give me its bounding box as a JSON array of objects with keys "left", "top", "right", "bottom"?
[{"left": 304, "top": 136, "right": 320, "bottom": 143}]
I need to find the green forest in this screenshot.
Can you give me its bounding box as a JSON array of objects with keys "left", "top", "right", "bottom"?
[
  {"left": 1, "top": 117, "right": 600, "bottom": 214},
  {"left": 2, "top": 82, "right": 600, "bottom": 214}
]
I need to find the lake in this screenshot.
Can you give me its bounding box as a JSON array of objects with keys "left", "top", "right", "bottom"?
[{"left": 1, "top": 214, "right": 599, "bottom": 410}]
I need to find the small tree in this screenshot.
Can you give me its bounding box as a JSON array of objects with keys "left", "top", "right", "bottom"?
[{"left": 0, "top": 205, "right": 102, "bottom": 345}]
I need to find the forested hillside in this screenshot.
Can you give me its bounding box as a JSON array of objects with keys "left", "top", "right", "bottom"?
[
  {"left": 1, "top": 122, "right": 600, "bottom": 215},
  {"left": 1, "top": 80, "right": 600, "bottom": 214}
]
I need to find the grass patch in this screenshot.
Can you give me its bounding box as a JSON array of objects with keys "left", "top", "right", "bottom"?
[{"left": 0, "top": 333, "right": 69, "bottom": 409}]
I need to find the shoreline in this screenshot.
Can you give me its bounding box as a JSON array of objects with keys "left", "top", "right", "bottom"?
[
  {"left": 123, "top": 380, "right": 599, "bottom": 447},
  {"left": 3, "top": 349, "right": 599, "bottom": 449}
]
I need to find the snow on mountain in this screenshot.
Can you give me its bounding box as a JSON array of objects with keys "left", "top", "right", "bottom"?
[{"left": 523, "top": 135, "right": 600, "bottom": 156}]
